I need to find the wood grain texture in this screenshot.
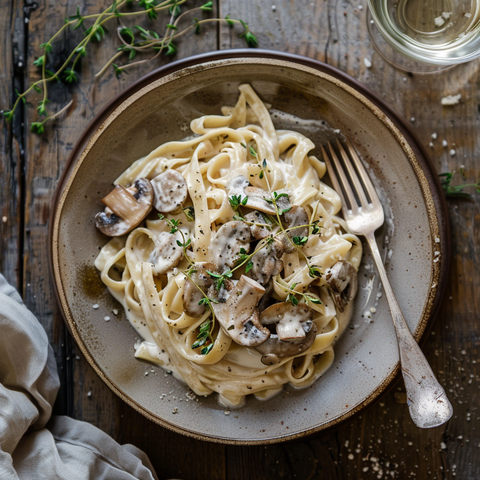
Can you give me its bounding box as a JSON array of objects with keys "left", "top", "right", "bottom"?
[
  {"left": 0, "top": 0, "right": 23, "bottom": 290},
  {"left": 1, "top": 0, "right": 479, "bottom": 478},
  {"left": 219, "top": 1, "right": 480, "bottom": 479}
]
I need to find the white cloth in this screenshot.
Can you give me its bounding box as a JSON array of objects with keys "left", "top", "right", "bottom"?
[{"left": 0, "top": 274, "right": 158, "bottom": 480}]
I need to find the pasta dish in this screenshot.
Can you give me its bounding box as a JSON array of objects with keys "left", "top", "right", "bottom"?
[{"left": 94, "top": 84, "right": 362, "bottom": 407}]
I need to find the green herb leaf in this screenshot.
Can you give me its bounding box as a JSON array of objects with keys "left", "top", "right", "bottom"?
[
  {"left": 33, "top": 56, "right": 45, "bottom": 67},
  {"left": 305, "top": 295, "right": 321, "bottom": 305},
  {"left": 249, "top": 146, "right": 257, "bottom": 157},
  {"left": 229, "top": 194, "right": 248, "bottom": 212},
  {"left": 191, "top": 336, "right": 207, "bottom": 349},
  {"left": 192, "top": 17, "right": 200, "bottom": 34},
  {"left": 168, "top": 0, "right": 181, "bottom": 16},
  {"left": 119, "top": 26, "right": 135, "bottom": 43},
  {"left": 40, "top": 42, "right": 53, "bottom": 53},
  {"left": 183, "top": 206, "right": 195, "bottom": 221},
  {"left": 84, "top": 24, "right": 106, "bottom": 42},
  {"left": 308, "top": 266, "right": 322, "bottom": 278},
  {"left": 3, "top": 110, "right": 14, "bottom": 123},
  {"left": 32, "top": 84, "right": 42, "bottom": 93},
  {"left": 158, "top": 213, "right": 165, "bottom": 220},
  {"left": 201, "top": 343, "right": 214, "bottom": 355},
  {"left": 37, "top": 99, "right": 49, "bottom": 116},
  {"left": 293, "top": 236, "right": 308, "bottom": 246},
  {"left": 201, "top": 2, "right": 213, "bottom": 11},
  {"left": 166, "top": 41, "right": 177, "bottom": 56},
  {"left": 30, "top": 121, "right": 45, "bottom": 134},
  {"left": 311, "top": 220, "right": 320, "bottom": 235},
  {"left": 207, "top": 271, "right": 222, "bottom": 279},
  {"left": 75, "top": 45, "right": 87, "bottom": 57},
  {"left": 15, "top": 89, "right": 26, "bottom": 104},
  {"left": 64, "top": 69, "right": 77, "bottom": 83},
  {"left": 67, "top": 6, "right": 84, "bottom": 29},
  {"left": 240, "top": 143, "right": 247, "bottom": 148},
  {"left": 245, "top": 260, "right": 253, "bottom": 273},
  {"left": 225, "top": 14, "right": 235, "bottom": 26},
  {"left": 166, "top": 24, "right": 178, "bottom": 30}
]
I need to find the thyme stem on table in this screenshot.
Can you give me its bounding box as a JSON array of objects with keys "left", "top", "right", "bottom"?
[{"left": 3, "top": 0, "right": 258, "bottom": 134}]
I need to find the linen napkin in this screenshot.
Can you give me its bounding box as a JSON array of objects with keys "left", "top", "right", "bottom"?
[{"left": 0, "top": 273, "right": 158, "bottom": 480}]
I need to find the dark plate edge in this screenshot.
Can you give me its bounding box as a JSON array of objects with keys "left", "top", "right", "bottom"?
[{"left": 48, "top": 49, "right": 451, "bottom": 445}]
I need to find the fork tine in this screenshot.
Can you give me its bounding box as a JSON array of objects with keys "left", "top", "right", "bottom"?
[
  {"left": 326, "top": 142, "right": 359, "bottom": 211},
  {"left": 336, "top": 140, "right": 370, "bottom": 208},
  {"left": 344, "top": 138, "right": 382, "bottom": 209},
  {"left": 320, "top": 145, "right": 349, "bottom": 211}
]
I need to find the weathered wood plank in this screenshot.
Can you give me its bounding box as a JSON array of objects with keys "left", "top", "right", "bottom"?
[
  {"left": 0, "top": 0, "right": 23, "bottom": 290},
  {"left": 220, "top": 1, "right": 480, "bottom": 479},
  {"left": 22, "top": 0, "right": 225, "bottom": 477}
]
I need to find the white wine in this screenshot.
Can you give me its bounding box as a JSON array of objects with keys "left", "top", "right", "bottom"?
[{"left": 368, "top": 0, "right": 480, "bottom": 65}]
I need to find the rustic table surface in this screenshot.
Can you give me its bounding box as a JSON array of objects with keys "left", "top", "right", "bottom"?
[{"left": 1, "top": 1, "right": 479, "bottom": 479}]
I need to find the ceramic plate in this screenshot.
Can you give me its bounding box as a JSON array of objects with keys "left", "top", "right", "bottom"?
[{"left": 50, "top": 50, "right": 450, "bottom": 445}]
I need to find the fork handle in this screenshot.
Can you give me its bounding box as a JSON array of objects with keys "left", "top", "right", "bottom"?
[{"left": 364, "top": 231, "right": 453, "bottom": 428}]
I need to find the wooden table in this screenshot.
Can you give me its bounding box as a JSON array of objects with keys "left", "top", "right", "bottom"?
[{"left": 1, "top": 1, "right": 479, "bottom": 478}]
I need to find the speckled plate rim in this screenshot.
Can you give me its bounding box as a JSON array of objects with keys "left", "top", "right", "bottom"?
[{"left": 49, "top": 49, "right": 451, "bottom": 445}]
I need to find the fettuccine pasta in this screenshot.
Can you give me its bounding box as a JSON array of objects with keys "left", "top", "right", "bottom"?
[{"left": 94, "top": 85, "right": 362, "bottom": 407}]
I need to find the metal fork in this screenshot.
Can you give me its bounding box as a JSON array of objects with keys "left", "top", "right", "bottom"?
[{"left": 321, "top": 139, "right": 453, "bottom": 429}]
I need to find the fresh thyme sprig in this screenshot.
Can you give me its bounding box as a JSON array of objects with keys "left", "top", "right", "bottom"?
[
  {"left": 158, "top": 213, "right": 193, "bottom": 265},
  {"left": 190, "top": 317, "right": 214, "bottom": 355},
  {"left": 206, "top": 268, "right": 233, "bottom": 290},
  {"left": 3, "top": 0, "right": 258, "bottom": 134},
  {"left": 229, "top": 194, "right": 248, "bottom": 211},
  {"left": 439, "top": 170, "right": 480, "bottom": 199},
  {"left": 285, "top": 283, "right": 322, "bottom": 306}
]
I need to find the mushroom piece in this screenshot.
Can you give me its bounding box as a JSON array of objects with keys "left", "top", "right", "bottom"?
[
  {"left": 183, "top": 262, "right": 218, "bottom": 317},
  {"left": 148, "top": 231, "right": 184, "bottom": 276},
  {"left": 212, "top": 275, "right": 271, "bottom": 347},
  {"left": 244, "top": 211, "right": 272, "bottom": 240},
  {"left": 210, "top": 221, "right": 252, "bottom": 270},
  {"left": 95, "top": 178, "right": 153, "bottom": 237},
  {"left": 248, "top": 238, "right": 284, "bottom": 286},
  {"left": 227, "top": 175, "right": 250, "bottom": 198},
  {"left": 255, "top": 320, "right": 317, "bottom": 366},
  {"left": 326, "top": 260, "right": 358, "bottom": 313},
  {"left": 280, "top": 205, "right": 309, "bottom": 253},
  {"left": 257, "top": 280, "right": 274, "bottom": 313},
  {"left": 243, "top": 186, "right": 276, "bottom": 214},
  {"left": 227, "top": 175, "right": 276, "bottom": 213},
  {"left": 151, "top": 170, "right": 188, "bottom": 213},
  {"left": 260, "top": 302, "right": 314, "bottom": 340}
]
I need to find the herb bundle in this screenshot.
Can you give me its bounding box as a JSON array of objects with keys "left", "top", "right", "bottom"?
[{"left": 3, "top": 0, "right": 258, "bottom": 134}]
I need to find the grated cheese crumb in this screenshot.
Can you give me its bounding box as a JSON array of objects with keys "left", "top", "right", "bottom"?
[{"left": 441, "top": 94, "right": 461, "bottom": 106}]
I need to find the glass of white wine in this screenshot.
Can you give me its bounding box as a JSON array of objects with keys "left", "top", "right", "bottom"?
[{"left": 367, "top": 0, "right": 480, "bottom": 72}]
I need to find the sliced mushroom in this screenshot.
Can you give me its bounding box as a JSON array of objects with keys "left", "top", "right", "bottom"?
[
  {"left": 280, "top": 205, "right": 309, "bottom": 253},
  {"left": 212, "top": 275, "right": 270, "bottom": 347},
  {"left": 257, "top": 280, "right": 274, "bottom": 313},
  {"left": 210, "top": 221, "right": 252, "bottom": 270},
  {"left": 244, "top": 211, "right": 272, "bottom": 240},
  {"left": 326, "top": 260, "right": 358, "bottom": 313},
  {"left": 227, "top": 175, "right": 250, "bottom": 197},
  {"left": 243, "top": 186, "right": 276, "bottom": 214},
  {"left": 151, "top": 170, "right": 188, "bottom": 213},
  {"left": 183, "top": 262, "right": 218, "bottom": 317},
  {"left": 95, "top": 178, "right": 153, "bottom": 237},
  {"left": 248, "top": 238, "right": 284, "bottom": 285},
  {"left": 260, "top": 302, "right": 313, "bottom": 340},
  {"left": 148, "top": 231, "right": 184, "bottom": 276},
  {"left": 255, "top": 320, "right": 317, "bottom": 366}
]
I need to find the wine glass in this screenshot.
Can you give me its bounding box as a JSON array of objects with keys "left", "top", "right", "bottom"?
[{"left": 367, "top": 0, "right": 480, "bottom": 72}]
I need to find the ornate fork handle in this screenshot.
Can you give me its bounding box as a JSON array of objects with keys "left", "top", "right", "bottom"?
[{"left": 365, "top": 231, "right": 453, "bottom": 428}]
